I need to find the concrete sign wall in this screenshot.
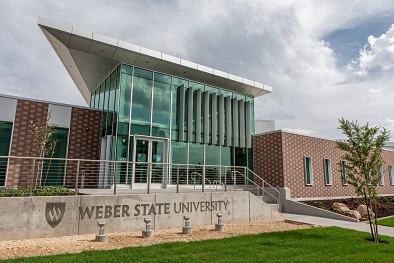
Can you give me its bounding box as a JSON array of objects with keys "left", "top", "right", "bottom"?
[{"left": 0, "top": 192, "right": 283, "bottom": 241}]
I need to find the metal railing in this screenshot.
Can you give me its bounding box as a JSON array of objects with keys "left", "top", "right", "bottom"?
[{"left": 0, "top": 156, "right": 280, "bottom": 210}]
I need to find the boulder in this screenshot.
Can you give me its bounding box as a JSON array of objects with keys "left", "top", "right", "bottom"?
[
  {"left": 357, "top": 205, "right": 375, "bottom": 219},
  {"left": 332, "top": 202, "right": 349, "bottom": 213},
  {"left": 345, "top": 210, "right": 362, "bottom": 220},
  {"left": 357, "top": 205, "right": 373, "bottom": 216}
]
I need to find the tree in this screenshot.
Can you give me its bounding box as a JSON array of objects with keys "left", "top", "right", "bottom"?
[
  {"left": 336, "top": 118, "right": 390, "bottom": 242},
  {"left": 26, "top": 112, "right": 58, "bottom": 188}
]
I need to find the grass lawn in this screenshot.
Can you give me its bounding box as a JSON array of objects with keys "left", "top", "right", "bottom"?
[
  {"left": 378, "top": 216, "right": 394, "bottom": 227},
  {"left": 3, "top": 227, "right": 394, "bottom": 263}
]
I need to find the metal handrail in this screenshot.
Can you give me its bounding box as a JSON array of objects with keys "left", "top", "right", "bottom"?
[
  {"left": 190, "top": 172, "right": 213, "bottom": 189},
  {"left": 0, "top": 155, "right": 281, "bottom": 211}
]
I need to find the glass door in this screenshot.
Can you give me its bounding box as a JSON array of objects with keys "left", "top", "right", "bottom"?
[{"left": 132, "top": 136, "right": 168, "bottom": 189}]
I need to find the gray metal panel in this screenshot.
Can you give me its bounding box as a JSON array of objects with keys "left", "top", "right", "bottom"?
[
  {"left": 225, "top": 97, "right": 232, "bottom": 147},
  {"left": 188, "top": 87, "right": 193, "bottom": 142},
  {"left": 239, "top": 100, "right": 245, "bottom": 148},
  {"left": 254, "top": 120, "right": 275, "bottom": 134},
  {"left": 245, "top": 101, "right": 251, "bottom": 148},
  {"left": 211, "top": 93, "right": 218, "bottom": 145},
  {"left": 218, "top": 94, "right": 224, "bottom": 146},
  {"left": 48, "top": 104, "right": 72, "bottom": 128},
  {"left": 232, "top": 98, "right": 239, "bottom": 147},
  {"left": 196, "top": 89, "right": 202, "bottom": 143},
  {"left": 203, "top": 91, "right": 209, "bottom": 143},
  {"left": 178, "top": 85, "right": 185, "bottom": 141},
  {"left": 0, "top": 97, "right": 17, "bottom": 122}
]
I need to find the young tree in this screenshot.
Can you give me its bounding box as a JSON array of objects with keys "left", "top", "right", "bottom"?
[
  {"left": 336, "top": 118, "right": 390, "bottom": 242},
  {"left": 26, "top": 112, "right": 58, "bottom": 188}
]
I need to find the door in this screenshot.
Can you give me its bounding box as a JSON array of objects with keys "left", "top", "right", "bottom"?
[{"left": 132, "top": 136, "right": 168, "bottom": 189}]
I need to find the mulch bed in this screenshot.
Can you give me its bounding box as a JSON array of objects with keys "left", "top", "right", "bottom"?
[{"left": 301, "top": 196, "right": 394, "bottom": 218}]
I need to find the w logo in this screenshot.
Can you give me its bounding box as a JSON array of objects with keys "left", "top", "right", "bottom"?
[{"left": 45, "top": 203, "right": 66, "bottom": 228}]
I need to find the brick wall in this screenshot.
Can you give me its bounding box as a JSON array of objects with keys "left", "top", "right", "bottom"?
[
  {"left": 253, "top": 132, "right": 284, "bottom": 187},
  {"left": 7, "top": 100, "right": 49, "bottom": 187},
  {"left": 64, "top": 108, "right": 102, "bottom": 188},
  {"left": 253, "top": 131, "right": 394, "bottom": 199}
]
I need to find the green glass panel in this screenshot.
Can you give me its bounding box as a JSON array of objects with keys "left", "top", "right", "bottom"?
[
  {"left": 131, "top": 68, "right": 152, "bottom": 134},
  {"left": 205, "top": 145, "right": 220, "bottom": 181},
  {"left": 171, "top": 141, "right": 187, "bottom": 184},
  {"left": 221, "top": 147, "right": 231, "bottom": 167},
  {"left": 205, "top": 145, "right": 220, "bottom": 165},
  {"left": 152, "top": 72, "right": 171, "bottom": 137},
  {"left": 94, "top": 88, "right": 100, "bottom": 109},
  {"left": 0, "top": 122, "right": 12, "bottom": 186},
  {"left": 119, "top": 73, "right": 132, "bottom": 123},
  {"left": 98, "top": 84, "right": 105, "bottom": 110},
  {"left": 171, "top": 77, "right": 188, "bottom": 132},
  {"left": 246, "top": 97, "right": 255, "bottom": 135},
  {"left": 152, "top": 127, "right": 169, "bottom": 138},
  {"left": 130, "top": 123, "right": 150, "bottom": 136},
  {"left": 247, "top": 148, "right": 253, "bottom": 171},
  {"left": 121, "top": 64, "right": 133, "bottom": 74},
  {"left": 42, "top": 128, "right": 68, "bottom": 186},
  {"left": 189, "top": 143, "right": 203, "bottom": 165},
  {"left": 234, "top": 147, "right": 246, "bottom": 167},
  {"left": 134, "top": 139, "right": 149, "bottom": 183},
  {"left": 115, "top": 134, "right": 128, "bottom": 184}
]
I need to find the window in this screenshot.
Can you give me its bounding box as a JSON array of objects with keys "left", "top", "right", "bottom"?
[
  {"left": 0, "top": 122, "right": 12, "bottom": 187},
  {"left": 380, "top": 165, "right": 384, "bottom": 185},
  {"left": 341, "top": 160, "right": 348, "bottom": 185},
  {"left": 389, "top": 165, "right": 394, "bottom": 185},
  {"left": 324, "top": 159, "right": 332, "bottom": 185},
  {"left": 304, "top": 157, "right": 313, "bottom": 185}
]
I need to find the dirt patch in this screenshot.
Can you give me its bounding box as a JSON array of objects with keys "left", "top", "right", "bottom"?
[
  {"left": 302, "top": 196, "right": 394, "bottom": 218},
  {"left": 0, "top": 221, "right": 312, "bottom": 260}
]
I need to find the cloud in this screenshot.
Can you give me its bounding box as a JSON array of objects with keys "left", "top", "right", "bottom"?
[
  {"left": 0, "top": 0, "right": 393, "bottom": 140},
  {"left": 347, "top": 24, "right": 394, "bottom": 76}
]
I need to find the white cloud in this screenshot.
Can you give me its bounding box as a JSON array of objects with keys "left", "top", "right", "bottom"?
[
  {"left": 354, "top": 24, "right": 394, "bottom": 75},
  {"left": 0, "top": 0, "right": 393, "bottom": 140}
]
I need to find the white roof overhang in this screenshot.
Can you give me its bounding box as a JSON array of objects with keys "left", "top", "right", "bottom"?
[{"left": 38, "top": 17, "right": 272, "bottom": 104}]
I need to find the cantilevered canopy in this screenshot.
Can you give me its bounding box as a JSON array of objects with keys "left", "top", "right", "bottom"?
[{"left": 38, "top": 17, "right": 272, "bottom": 104}]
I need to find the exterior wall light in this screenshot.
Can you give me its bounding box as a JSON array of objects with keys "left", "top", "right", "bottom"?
[
  {"left": 95, "top": 219, "right": 108, "bottom": 242},
  {"left": 182, "top": 215, "right": 192, "bottom": 234}
]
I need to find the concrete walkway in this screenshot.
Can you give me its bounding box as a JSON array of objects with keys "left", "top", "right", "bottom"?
[{"left": 283, "top": 213, "right": 394, "bottom": 237}]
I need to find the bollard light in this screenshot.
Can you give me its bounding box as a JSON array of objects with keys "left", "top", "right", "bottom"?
[
  {"left": 144, "top": 217, "right": 151, "bottom": 230},
  {"left": 142, "top": 217, "right": 153, "bottom": 238},
  {"left": 182, "top": 215, "right": 192, "bottom": 234},
  {"left": 95, "top": 219, "right": 108, "bottom": 242},
  {"left": 215, "top": 213, "right": 224, "bottom": 232}
]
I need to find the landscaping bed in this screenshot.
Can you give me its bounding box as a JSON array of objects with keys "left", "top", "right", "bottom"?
[
  {"left": 0, "top": 187, "right": 74, "bottom": 197},
  {"left": 302, "top": 196, "right": 394, "bottom": 218}
]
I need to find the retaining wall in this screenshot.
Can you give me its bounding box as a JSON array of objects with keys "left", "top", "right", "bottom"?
[{"left": 0, "top": 191, "right": 284, "bottom": 241}]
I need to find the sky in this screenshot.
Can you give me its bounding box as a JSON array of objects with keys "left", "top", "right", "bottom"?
[{"left": 0, "top": 0, "right": 393, "bottom": 139}]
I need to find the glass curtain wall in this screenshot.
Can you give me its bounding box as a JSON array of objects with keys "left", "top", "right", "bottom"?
[
  {"left": 0, "top": 122, "right": 12, "bottom": 186},
  {"left": 90, "top": 63, "right": 256, "bottom": 184}
]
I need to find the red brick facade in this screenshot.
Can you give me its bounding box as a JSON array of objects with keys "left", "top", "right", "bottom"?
[
  {"left": 7, "top": 100, "right": 49, "bottom": 187},
  {"left": 65, "top": 108, "right": 102, "bottom": 188},
  {"left": 254, "top": 131, "right": 394, "bottom": 199}
]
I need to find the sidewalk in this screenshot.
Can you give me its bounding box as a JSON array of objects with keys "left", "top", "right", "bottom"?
[{"left": 283, "top": 213, "right": 394, "bottom": 237}]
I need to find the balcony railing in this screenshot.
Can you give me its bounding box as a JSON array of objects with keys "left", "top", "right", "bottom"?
[{"left": 0, "top": 156, "right": 280, "bottom": 210}]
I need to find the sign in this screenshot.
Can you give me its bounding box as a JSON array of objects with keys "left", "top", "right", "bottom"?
[{"left": 45, "top": 202, "right": 66, "bottom": 228}]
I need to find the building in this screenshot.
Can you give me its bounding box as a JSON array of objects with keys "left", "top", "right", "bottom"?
[
  {"left": 0, "top": 17, "right": 272, "bottom": 189},
  {"left": 253, "top": 130, "right": 394, "bottom": 199}
]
